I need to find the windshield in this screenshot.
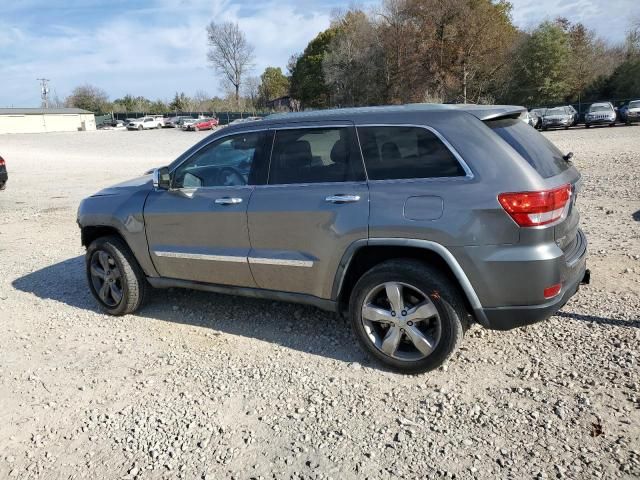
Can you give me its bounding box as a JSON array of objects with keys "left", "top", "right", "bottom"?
[
  {"left": 629, "top": 101, "right": 640, "bottom": 109},
  {"left": 546, "top": 108, "right": 566, "bottom": 115},
  {"left": 589, "top": 104, "right": 612, "bottom": 112}
]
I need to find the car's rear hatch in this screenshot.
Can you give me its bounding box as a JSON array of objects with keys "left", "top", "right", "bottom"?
[{"left": 485, "top": 116, "right": 582, "bottom": 259}]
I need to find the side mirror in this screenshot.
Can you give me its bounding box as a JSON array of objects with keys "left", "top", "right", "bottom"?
[{"left": 153, "top": 167, "right": 171, "bottom": 190}]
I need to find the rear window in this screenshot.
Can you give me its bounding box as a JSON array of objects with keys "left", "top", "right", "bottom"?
[{"left": 486, "top": 118, "right": 569, "bottom": 178}]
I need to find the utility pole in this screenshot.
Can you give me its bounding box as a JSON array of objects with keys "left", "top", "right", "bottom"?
[{"left": 37, "top": 78, "right": 50, "bottom": 109}]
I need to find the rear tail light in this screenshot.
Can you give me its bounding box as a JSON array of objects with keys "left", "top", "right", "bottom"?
[
  {"left": 498, "top": 184, "right": 571, "bottom": 227},
  {"left": 543, "top": 283, "right": 562, "bottom": 299},
  {"left": 0, "top": 156, "right": 5, "bottom": 166}
]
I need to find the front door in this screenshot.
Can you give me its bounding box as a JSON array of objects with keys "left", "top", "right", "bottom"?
[
  {"left": 144, "top": 130, "right": 269, "bottom": 286},
  {"left": 247, "top": 125, "right": 369, "bottom": 300}
]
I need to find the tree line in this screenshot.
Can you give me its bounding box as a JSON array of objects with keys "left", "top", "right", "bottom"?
[
  {"left": 63, "top": 0, "right": 640, "bottom": 114},
  {"left": 289, "top": 1, "right": 640, "bottom": 108}
]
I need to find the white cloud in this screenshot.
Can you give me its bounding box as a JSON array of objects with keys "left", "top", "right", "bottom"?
[
  {"left": 3, "top": 0, "right": 639, "bottom": 107},
  {"left": 0, "top": 0, "right": 331, "bottom": 106},
  {"left": 510, "top": 0, "right": 639, "bottom": 40}
]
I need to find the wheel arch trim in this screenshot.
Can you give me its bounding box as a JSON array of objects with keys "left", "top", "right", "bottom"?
[{"left": 332, "top": 238, "right": 489, "bottom": 327}]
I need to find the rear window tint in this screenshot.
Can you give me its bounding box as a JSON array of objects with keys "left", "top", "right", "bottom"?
[
  {"left": 486, "top": 118, "right": 569, "bottom": 178},
  {"left": 357, "top": 126, "right": 465, "bottom": 180}
]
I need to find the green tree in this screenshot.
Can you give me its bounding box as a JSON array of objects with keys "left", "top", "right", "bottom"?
[
  {"left": 290, "top": 27, "right": 340, "bottom": 108},
  {"left": 508, "top": 22, "right": 571, "bottom": 105},
  {"left": 258, "top": 67, "right": 290, "bottom": 104},
  {"left": 148, "top": 100, "right": 168, "bottom": 114},
  {"left": 323, "top": 10, "right": 385, "bottom": 107},
  {"left": 65, "top": 84, "right": 110, "bottom": 113},
  {"left": 168, "top": 92, "right": 191, "bottom": 111}
]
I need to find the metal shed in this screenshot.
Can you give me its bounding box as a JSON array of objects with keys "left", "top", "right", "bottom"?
[{"left": 0, "top": 108, "right": 96, "bottom": 134}]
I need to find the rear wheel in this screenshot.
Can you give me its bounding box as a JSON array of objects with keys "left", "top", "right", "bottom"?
[
  {"left": 138, "top": 125, "right": 143, "bottom": 131},
  {"left": 349, "top": 259, "right": 467, "bottom": 374},
  {"left": 86, "top": 236, "right": 147, "bottom": 315}
]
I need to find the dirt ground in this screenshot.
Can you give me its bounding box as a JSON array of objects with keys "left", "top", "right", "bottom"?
[{"left": 0, "top": 126, "right": 638, "bottom": 479}]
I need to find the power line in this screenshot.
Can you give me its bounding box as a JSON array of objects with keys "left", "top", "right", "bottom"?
[{"left": 37, "top": 78, "right": 50, "bottom": 109}]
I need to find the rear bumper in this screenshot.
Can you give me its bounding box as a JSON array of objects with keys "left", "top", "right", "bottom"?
[{"left": 481, "top": 232, "right": 588, "bottom": 330}]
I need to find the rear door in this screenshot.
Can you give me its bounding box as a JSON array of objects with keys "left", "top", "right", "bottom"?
[
  {"left": 247, "top": 123, "right": 369, "bottom": 300},
  {"left": 144, "top": 130, "right": 269, "bottom": 286}
]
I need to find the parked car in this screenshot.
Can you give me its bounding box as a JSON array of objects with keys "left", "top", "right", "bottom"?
[
  {"left": 566, "top": 105, "right": 579, "bottom": 126},
  {"left": 77, "top": 104, "right": 588, "bottom": 374},
  {"left": 529, "top": 109, "right": 546, "bottom": 129},
  {"left": 165, "top": 116, "right": 191, "bottom": 128},
  {"left": 541, "top": 106, "right": 574, "bottom": 130},
  {"left": 180, "top": 118, "right": 198, "bottom": 130},
  {"left": 585, "top": 102, "right": 617, "bottom": 128},
  {"left": 0, "top": 155, "right": 7, "bottom": 190},
  {"left": 520, "top": 111, "right": 537, "bottom": 127},
  {"left": 151, "top": 116, "right": 165, "bottom": 128},
  {"left": 127, "top": 117, "right": 162, "bottom": 130},
  {"left": 618, "top": 100, "right": 640, "bottom": 125},
  {"left": 185, "top": 118, "right": 219, "bottom": 131}
]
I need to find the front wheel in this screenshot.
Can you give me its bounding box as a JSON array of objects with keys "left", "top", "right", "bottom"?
[
  {"left": 349, "top": 259, "right": 467, "bottom": 374},
  {"left": 86, "top": 236, "right": 147, "bottom": 315}
]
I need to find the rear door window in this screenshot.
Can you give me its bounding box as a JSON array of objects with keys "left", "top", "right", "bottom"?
[
  {"left": 486, "top": 118, "right": 569, "bottom": 178},
  {"left": 357, "top": 126, "right": 466, "bottom": 180},
  {"left": 268, "top": 127, "right": 365, "bottom": 185}
]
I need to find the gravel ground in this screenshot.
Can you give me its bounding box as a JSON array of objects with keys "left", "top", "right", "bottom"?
[{"left": 0, "top": 126, "right": 638, "bottom": 480}]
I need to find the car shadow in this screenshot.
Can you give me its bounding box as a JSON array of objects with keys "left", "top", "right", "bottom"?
[
  {"left": 12, "top": 256, "right": 372, "bottom": 367},
  {"left": 633, "top": 210, "right": 640, "bottom": 222},
  {"left": 557, "top": 310, "right": 640, "bottom": 328}
]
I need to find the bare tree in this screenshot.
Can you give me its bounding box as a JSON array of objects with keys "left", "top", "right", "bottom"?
[
  {"left": 206, "top": 21, "right": 255, "bottom": 109},
  {"left": 243, "top": 76, "right": 261, "bottom": 111}
]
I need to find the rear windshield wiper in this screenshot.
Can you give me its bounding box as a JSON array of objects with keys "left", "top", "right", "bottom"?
[{"left": 563, "top": 152, "right": 574, "bottom": 162}]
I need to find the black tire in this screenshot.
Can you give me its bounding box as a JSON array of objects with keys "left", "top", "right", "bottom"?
[
  {"left": 138, "top": 125, "right": 143, "bottom": 131},
  {"left": 609, "top": 123, "right": 615, "bottom": 127},
  {"left": 349, "top": 259, "right": 468, "bottom": 374},
  {"left": 564, "top": 126, "right": 569, "bottom": 130},
  {"left": 585, "top": 124, "right": 590, "bottom": 128},
  {"left": 86, "top": 236, "right": 148, "bottom": 315}
]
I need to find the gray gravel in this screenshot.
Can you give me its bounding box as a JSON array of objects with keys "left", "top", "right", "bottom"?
[{"left": 0, "top": 126, "right": 638, "bottom": 479}]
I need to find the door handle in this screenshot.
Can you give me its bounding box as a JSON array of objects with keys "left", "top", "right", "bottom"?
[
  {"left": 214, "top": 197, "right": 243, "bottom": 205},
  {"left": 325, "top": 194, "right": 361, "bottom": 204}
]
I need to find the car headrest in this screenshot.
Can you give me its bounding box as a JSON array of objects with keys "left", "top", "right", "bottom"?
[
  {"left": 281, "top": 140, "right": 312, "bottom": 168},
  {"left": 381, "top": 141, "right": 401, "bottom": 162},
  {"left": 330, "top": 139, "right": 349, "bottom": 164}
]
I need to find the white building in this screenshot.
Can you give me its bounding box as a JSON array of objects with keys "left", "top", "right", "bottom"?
[{"left": 0, "top": 108, "right": 96, "bottom": 134}]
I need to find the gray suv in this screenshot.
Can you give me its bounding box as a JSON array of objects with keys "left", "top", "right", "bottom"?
[{"left": 78, "top": 104, "right": 589, "bottom": 373}]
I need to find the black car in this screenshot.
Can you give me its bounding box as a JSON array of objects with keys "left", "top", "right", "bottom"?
[{"left": 0, "top": 155, "right": 7, "bottom": 190}]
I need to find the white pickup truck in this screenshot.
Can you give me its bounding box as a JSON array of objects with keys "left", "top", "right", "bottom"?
[{"left": 126, "top": 116, "right": 164, "bottom": 130}]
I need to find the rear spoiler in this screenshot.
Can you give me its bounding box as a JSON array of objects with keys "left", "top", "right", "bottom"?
[{"left": 461, "top": 105, "right": 527, "bottom": 121}]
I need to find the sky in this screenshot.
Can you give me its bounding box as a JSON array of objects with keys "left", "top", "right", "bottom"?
[{"left": 1, "top": 0, "right": 639, "bottom": 107}]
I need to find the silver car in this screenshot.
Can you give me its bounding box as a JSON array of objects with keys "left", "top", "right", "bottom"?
[
  {"left": 78, "top": 104, "right": 589, "bottom": 373},
  {"left": 585, "top": 102, "right": 617, "bottom": 128},
  {"left": 541, "top": 106, "right": 574, "bottom": 130}
]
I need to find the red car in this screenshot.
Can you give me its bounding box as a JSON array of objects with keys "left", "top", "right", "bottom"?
[{"left": 186, "top": 118, "right": 219, "bottom": 131}]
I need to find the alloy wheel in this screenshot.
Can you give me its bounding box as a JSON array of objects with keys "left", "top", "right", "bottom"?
[
  {"left": 89, "top": 250, "right": 123, "bottom": 307},
  {"left": 361, "top": 282, "right": 441, "bottom": 361}
]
